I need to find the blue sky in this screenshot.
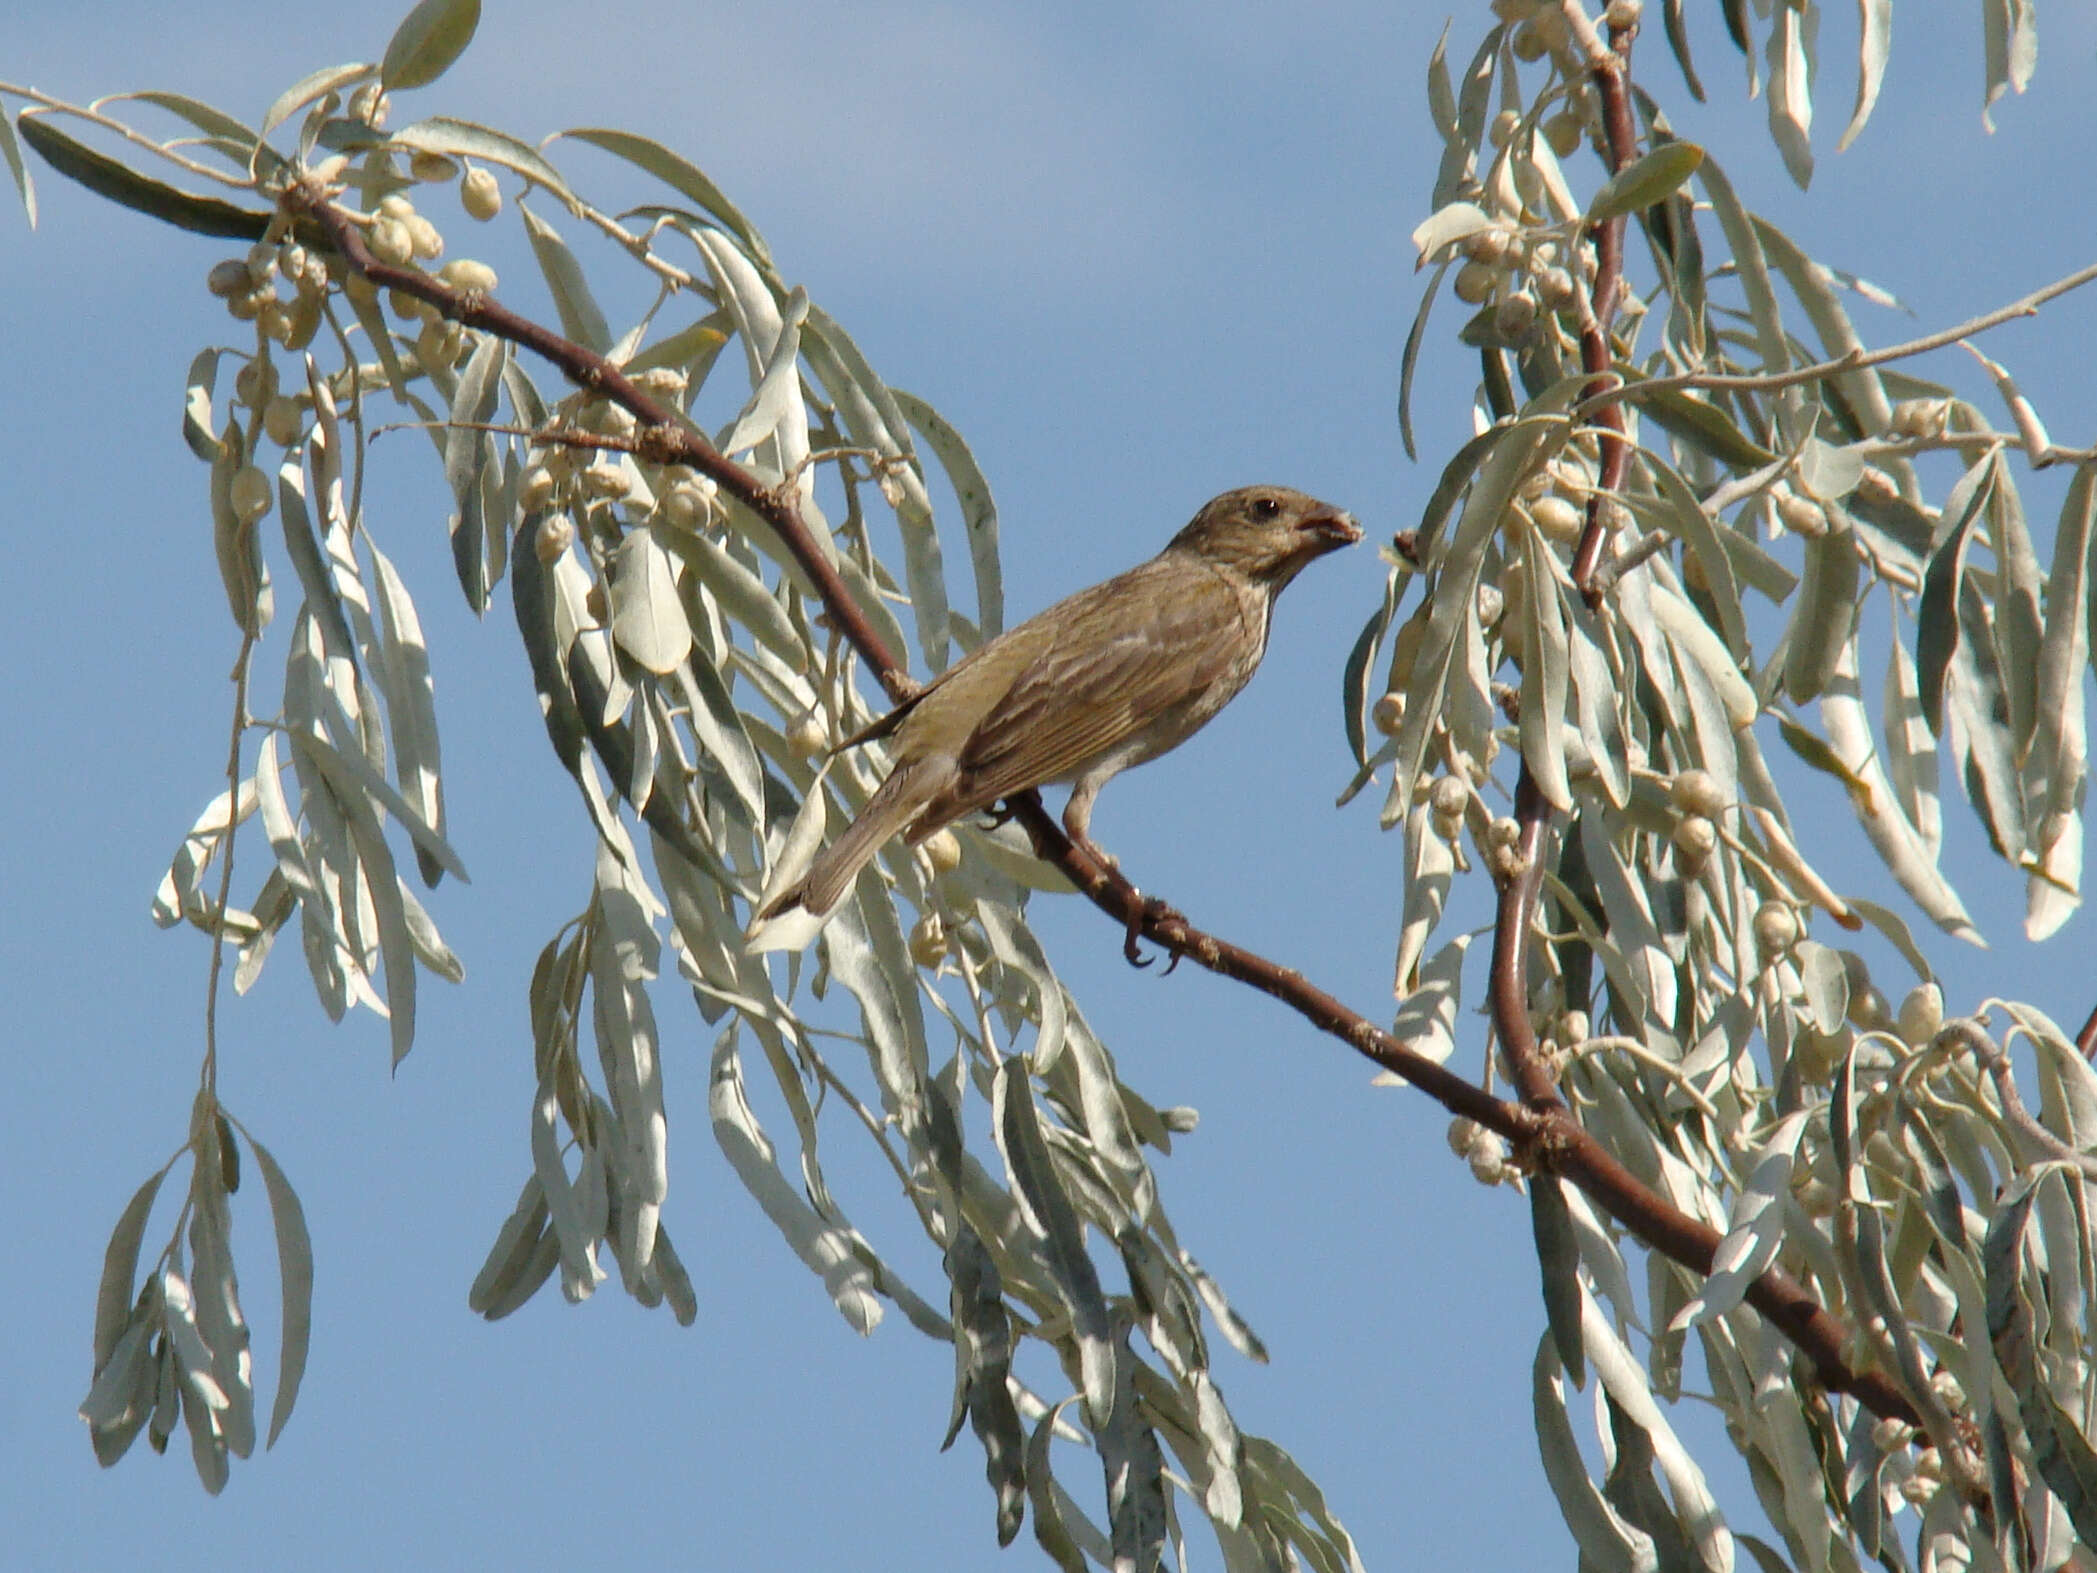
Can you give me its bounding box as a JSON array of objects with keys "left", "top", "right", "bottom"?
[{"left": 5, "top": 3, "right": 2096, "bottom": 1568}]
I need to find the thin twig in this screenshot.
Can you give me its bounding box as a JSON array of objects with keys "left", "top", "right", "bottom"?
[
  {"left": 201, "top": 629, "right": 258, "bottom": 1095},
  {"left": 1608, "top": 258, "right": 2097, "bottom": 402}
]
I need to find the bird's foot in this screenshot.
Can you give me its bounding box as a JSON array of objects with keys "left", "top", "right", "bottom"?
[{"left": 1122, "top": 893, "right": 1184, "bottom": 973}]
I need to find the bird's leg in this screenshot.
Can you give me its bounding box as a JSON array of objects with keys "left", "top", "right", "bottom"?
[{"left": 1063, "top": 792, "right": 1179, "bottom": 971}]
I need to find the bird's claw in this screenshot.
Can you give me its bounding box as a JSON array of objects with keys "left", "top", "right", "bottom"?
[{"left": 1122, "top": 895, "right": 1183, "bottom": 972}]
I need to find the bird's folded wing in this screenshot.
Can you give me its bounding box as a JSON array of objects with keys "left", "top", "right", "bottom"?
[{"left": 952, "top": 560, "right": 1247, "bottom": 805}]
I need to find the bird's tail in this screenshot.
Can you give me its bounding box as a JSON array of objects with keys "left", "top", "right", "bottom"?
[{"left": 748, "top": 758, "right": 944, "bottom": 945}]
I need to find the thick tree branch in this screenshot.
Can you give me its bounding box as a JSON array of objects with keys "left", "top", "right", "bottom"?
[{"left": 282, "top": 176, "right": 1920, "bottom": 1428}]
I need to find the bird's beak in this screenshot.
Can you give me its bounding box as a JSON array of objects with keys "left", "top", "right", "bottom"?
[{"left": 1298, "top": 509, "right": 1363, "bottom": 550}]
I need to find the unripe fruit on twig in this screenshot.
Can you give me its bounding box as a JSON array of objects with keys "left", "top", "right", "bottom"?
[
  {"left": 229, "top": 466, "right": 272, "bottom": 525},
  {"left": 368, "top": 217, "right": 415, "bottom": 266},
  {"left": 461, "top": 166, "right": 502, "bottom": 221},
  {"left": 784, "top": 710, "right": 827, "bottom": 757},
  {"left": 262, "top": 396, "right": 304, "bottom": 449},
  {"left": 1529, "top": 493, "right": 1582, "bottom": 544},
  {"left": 1752, "top": 901, "right": 1800, "bottom": 959},
  {"left": 922, "top": 828, "right": 963, "bottom": 875},
  {"left": 1668, "top": 768, "right": 1724, "bottom": 820},
  {"left": 1454, "top": 261, "right": 1498, "bottom": 304},
  {"left": 438, "top": 259, "right": 499, "bottom": 294},
  {"left": 1370, "top": 691, "right": 1404, "bottom": 736},
  {"left": 1671, "top": 813, "right": 1717, "bottom": 874},
  {"left": 908, "top": 913, "right": 949, "bottom": 968},
  {"left": 533, "top": 513, "right": 575, "bottom": 564},
  {"left": 1544, "top": 111, "right": 1583, "bottom": 158},
  {"left": 1896, "top": 983, "right": 1943, "bottom": 1048}
]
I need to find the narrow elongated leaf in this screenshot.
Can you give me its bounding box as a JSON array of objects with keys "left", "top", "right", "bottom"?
[
  {"left": 259, "top": 62, "right": 375, "bottom": 138},
  {"left": 380, "top": 0, "right": 481, "bottom": 91},
  {"left": 558, "top": 126, "right": 770, "bottom": 264},
  {"left": 1587, "top": 142, "right": 1705, "bottom": 224},
  {"left": 15, "top": 115, "right": 268, "bottom": 238},
  {"left": 93, "top": 1169, "right": 168, "bottom": 1372},
  {"left": 893, "top": 387, "right": 1003, "bottom": 641},
  {"left": 390, "top": 116, "right": 577, "bottom": 212},
  {"left": 1, "top": 104, "right": 37, "bottom": 226}
]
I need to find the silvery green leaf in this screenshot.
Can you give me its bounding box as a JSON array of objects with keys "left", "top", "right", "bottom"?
[
  {"left": 366, "top": 540, "right": 449, "bottom": 887},
  {"left": 709, "top": 1025, "right": 881, "bottom": 1332},
  {"left": 687, "top": 226, "right": 814, "bottom": 501},
  {"left": 295, "top": 698, "right": 467, "bottom": 884},
  {"left": 1837, "top": 0, "right": 1891, "bottom": 150},
  {"left": 258, "top": 62, "right": 373, "bottom": 138},
  {"left": 1782, "top": 524, "right": 1860, "bottom": 704},
  {"left": 975, "top": 903, "right": 1072, "bottom": 1079},
  {"left": 1673, "top": 1110, "right": 1808, "bottom": 1328},
  {"left": 181, "top": 347, "right": 222, "bottom": 462},
  {"left": 1981, "top": 0, "right": 2038, "bottom": 130},
  {"left": 1765, "top": 3, "right": 1814, "bottom": 188},
  {"left": 146, "top": 1333, "right": 180, "bottom": 1456},
  {"left": 1586, "top": 142, "right": 1705, "bottom": 225},
  {"left": 1431, "top": 24, "right": 1503, "bottom": 208},
  {"left": 1916, "top": 450, "right": 1998, "bottom": 731},
  {"left": 1519, "top": 517, "right": 1572, "bottom": 808},
  {"left": 1582, "top": 1290, "right": 1731, "bottom": 1571},
  {"left": 530, "top": 1069, "right": 604, "bottom": 1302},
  {"left": 151, "top": 779, "right": 257, "bottom": 930},
  {"left": 1793, "top": 942, "right": 1850, "bottom": 1034},
  {"left": 391, "top": 116, "right": 577, "bottom": 213},
  {"left": 287, "top": 731, "right": 419, "bottom": 1062},
  {"left": 1382, "top": 933, "right": 1469, "bottom": 1081},
  {"left": 992, "top": 1059, "right": 1115, "bottom": 1424},
  {"left": 379, "top": 0, "right": 480, "bottom": 91},
  {"left": 1388, "top": 416, "right": 1556, "bottom": 821},
  {"left": 1695, "top": 156, "right": 1789, "bottom": 376},
  {"left": 661, "top": 526, "right": 803, "bottom": 665},
  {"left": 648, "top": 1220, "right": 698, "bottom": 1327},
  {"left": 93, "top": 1168, "right": 168, "bottom": 1372},
  {"left": 12, "top": 114, "right": 268, "bottom": 241},
  {"left": 187, "top": 1199, "right": 255, "bottom": 1459},
  {"left": 599, "top": 524, "right": 689, "bottom": 677},
  {"left": 467, "top": 1176, "right": 554, "bottom": 1319},
  {"left": 1530, "top": 1177, "right": 1587, "bottom": 1385},
  {"left": 516, "top": 201, "right": 610, "bottom": 353},
  {"left": 1397, "top": 256, "right": 1452, "bottom": 461},
  {"left": 1, "top": 101, "right": 37, "bottom": 228},
  {"left": 228, "top": 1130, "right": 314, "bottom": 1450},
  {"left": 1409, "top": 200, "right": 1492, "bottom": 264},
  {"left": 1560, "top": 1186, "right": 1638, "bottom": 1335},
  {"left": 716, "top": 285, "right": 808, "bottom": 458},
  {"left": 673, "top": 650, "right": 766, "bottom": 827},
  {"left": 1534, "top": 1338, "right": 1659, "bottom": 1573},
  {"left": 81, "top": 1317, "right": 156, "bottom": 1456},
  {"left": 892, "top": 387, "right": 1002, "bottom": 641},
  {"left": 556, "top": 127, "right": 769, "bottom": 264},
  {"left": 1026, "top": 1401, "right": 1099, "bottom": 1573},
  {"left": 1820, "top": 637, "right": 1981, "bottom": 944},
  {"left": 208, "top": 416, "right": 271, "bottom": 634},
  {"left": 1880, "top": 627, "right": 1942, "bottom": 862},
  {"left": 591, "top": 846, "right": 668, "bottom": 1214},
  {"left": 1391, "top": 798, "right": 1453, "bottom": 995}
]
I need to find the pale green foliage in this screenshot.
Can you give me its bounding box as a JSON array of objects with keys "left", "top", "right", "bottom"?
[
  {"left": 14, "top": 1, "right": 2097, "bottom": 1569},
  {"left": 1376, "top": 6, "right": 2097, "bottom": 1568},
  {"left": 13, "top": 4, "right": 1357, "bottom": 1565}
]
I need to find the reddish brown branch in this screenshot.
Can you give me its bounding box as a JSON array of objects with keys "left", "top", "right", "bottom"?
[
  {"left": 1567, "top": 15, "right": 1640, "bottom": 600},
  {"left": 285, "top": 178, "right": 1919, "bottom": 1428}
]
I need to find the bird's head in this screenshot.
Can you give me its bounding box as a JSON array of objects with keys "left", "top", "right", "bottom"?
[{"left": 1168, "top": 486, "right": 1362, "bottom": 588}]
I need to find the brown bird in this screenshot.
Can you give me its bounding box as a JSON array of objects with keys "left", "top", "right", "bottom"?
[{"left": 748, "top": 485, "right": 1360, "bottom": 949}]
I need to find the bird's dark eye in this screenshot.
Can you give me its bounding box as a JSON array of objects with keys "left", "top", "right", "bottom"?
[{"left": 1251, "top": 495, "right": 1281, "bottom": 520}]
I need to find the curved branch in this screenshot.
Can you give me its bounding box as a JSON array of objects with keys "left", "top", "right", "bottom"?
[{"left": 282, "top": 177, "right": 1921, "bottom": 1429}]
